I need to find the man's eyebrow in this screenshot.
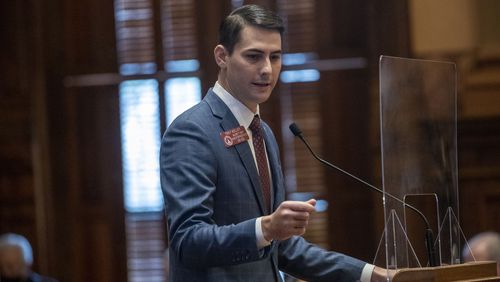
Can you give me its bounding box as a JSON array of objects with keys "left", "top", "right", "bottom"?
[
  {"left": 244, "top": 48, "right": 282, "bottom": 54},
  {"left": 244, "top": 49, "right": 264, "bottom": 53}
]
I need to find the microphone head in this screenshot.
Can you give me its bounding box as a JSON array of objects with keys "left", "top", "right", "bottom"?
[{"left": 289, "top": 123, "right": 302, "bottom": 137}]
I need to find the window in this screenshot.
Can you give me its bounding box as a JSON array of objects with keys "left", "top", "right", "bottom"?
[
  {"left": 119, "top": 79, "right": 162, "bottom": 213},
  {"left": 281, "top": 52, "right": 320, "bottom": 83},
  {"left": 114, "top": 0, "right": 200, "bottom": 281},
  {"left": 165, "top": 77, "right": 201, "bottom": 126}
]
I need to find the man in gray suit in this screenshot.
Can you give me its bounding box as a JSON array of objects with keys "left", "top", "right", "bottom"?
[{"left": 160, "top": 4, "right": 391, "bottom": 281}]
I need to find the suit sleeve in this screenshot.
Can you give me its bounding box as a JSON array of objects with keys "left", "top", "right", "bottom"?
[
  {"left": 277, "top": 236, "right": 367, "bottom": 282},
  {"left": 160, "top": 116, "right": 265, "bottom": 268}
]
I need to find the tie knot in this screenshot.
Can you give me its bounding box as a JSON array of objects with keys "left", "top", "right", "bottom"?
[{"left": 249, "top": 115, "right": 261, "bottom": 132}]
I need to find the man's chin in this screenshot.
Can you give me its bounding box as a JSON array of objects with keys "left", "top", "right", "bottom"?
[{"left": 253, "top": 95, "right": 272, "bottom": 105}]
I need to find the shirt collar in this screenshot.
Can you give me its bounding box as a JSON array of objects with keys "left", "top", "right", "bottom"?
[{"left": 213, "top": 81, "right": 259, "bottom": 129}]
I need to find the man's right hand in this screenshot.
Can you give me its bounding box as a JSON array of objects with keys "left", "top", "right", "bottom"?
[
  {"left": 371, "top": 266, "right": 396, "bottom": 282},
  {"left": 261, "top": 199, "right": 316, "bottom": 241}
]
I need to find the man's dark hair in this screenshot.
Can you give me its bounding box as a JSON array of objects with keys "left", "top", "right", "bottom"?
[{"left": 218, "top": 4, "right": 284, "bottom": 54}]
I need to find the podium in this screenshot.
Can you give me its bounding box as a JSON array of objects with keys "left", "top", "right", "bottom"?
[
  {"left": 376, "top": 56, "right": 500, "bottom": 281},
  {"left": 393, "top": 262, "right": 499, "bottom": 282}
]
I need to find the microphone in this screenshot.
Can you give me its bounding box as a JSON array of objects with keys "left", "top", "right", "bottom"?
[{"left": 289, "top": 122, "right": 438, "bottom": 267}]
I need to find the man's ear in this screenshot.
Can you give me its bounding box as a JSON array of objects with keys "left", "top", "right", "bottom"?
[{"left": 214, "top": 45, "right": 228, "bottom": 68}]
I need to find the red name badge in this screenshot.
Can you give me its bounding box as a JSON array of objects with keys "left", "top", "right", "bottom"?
[{"left": 220, "top": 126, "right": 249, "bottom": 147}]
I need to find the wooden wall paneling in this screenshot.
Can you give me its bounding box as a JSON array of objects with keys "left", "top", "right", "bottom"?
[
  {"left": 317, "top": 0, "right": 369, "bottom": 57},
  {"left": 40, "top": 0, "right": 73, "bottom": 278},
  {"left": 314, "top": 0, "right": 378, "bottom": 261},
  {"left": 55, "top": 86, "right": 126, "bottom": 282},
  {"left": 482, "top": 186, "right": 500, "bottom": 231},
  {"left": 44, "top": 5, "right": 78, "bottom": 279},
  {"left": 0, "top": 0, "right": 54, "bottom": 276},
  {"left": 459, "top": 118, "right": 500, "bottom": 238},
  {"left": 195, "top": 1, "right": 229, "bottom": 95},
  {"left": 0, "top": 0, "right": 35, "bottom": 235},
  {"left": 63, "top": 0, "right": 118, "bottom": 74},
  {"left": 367, "top": 0, "right": 411, "bottom": 63},
  {"left": 460, "top": 177, "right": 500, "bottom": 235},
  {"left": 42, "top": 0, "right": 127, "bottom": 280},
  {"left": 31, "top": 0, "right": 56, "bottom": 275},
  {"left": 320, "top": 68, "right": 377, "bottom": 261}
]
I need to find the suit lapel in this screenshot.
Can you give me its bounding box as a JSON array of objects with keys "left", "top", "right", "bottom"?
[
  {"left": 262, "top": 125, "right": 279, "bottom": 212},
  {"left": 205, "top": 90, "right": 268, "bottom": 215}
]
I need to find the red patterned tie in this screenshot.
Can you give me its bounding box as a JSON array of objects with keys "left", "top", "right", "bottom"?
[{"left": 249, "top": 115, "right": 271, "bottom": 213}]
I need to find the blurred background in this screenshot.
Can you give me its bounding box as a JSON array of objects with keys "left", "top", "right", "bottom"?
[{"left": 1, "top": 0, "right": 499, "bottom": 281}]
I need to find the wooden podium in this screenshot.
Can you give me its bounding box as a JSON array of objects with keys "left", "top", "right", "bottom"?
[{"left": 393, "top": 261, "right": 500, "bottom": 281}]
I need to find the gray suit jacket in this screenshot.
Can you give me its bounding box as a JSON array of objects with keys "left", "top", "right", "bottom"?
[{"left": 160, "top": 89, "right": 366, "bottom": 281}]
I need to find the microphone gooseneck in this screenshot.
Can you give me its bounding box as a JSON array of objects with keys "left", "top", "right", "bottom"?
[{"left": 289, "top": 122, "right": 438, "bottom": 267}]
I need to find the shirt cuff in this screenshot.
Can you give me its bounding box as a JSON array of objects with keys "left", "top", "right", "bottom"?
[
  {"left": 360, "top": 263, "right": 375, "bottom": 282},
  {"left": 255, "top": 217, "right": 272, "bottom": 249}
]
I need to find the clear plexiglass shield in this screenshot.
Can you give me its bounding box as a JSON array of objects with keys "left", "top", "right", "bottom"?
[{"left": 376, "top": 56, "right": 460, "bottom": 274}]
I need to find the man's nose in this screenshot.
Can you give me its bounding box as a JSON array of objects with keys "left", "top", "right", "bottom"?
[{"left": 260, "top": 58, "right": 272, "bottom": 74}]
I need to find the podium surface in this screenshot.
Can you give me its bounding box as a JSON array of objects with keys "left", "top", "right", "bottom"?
[{"left": 393, "top": 261, "right": 499, "bottom": 282}]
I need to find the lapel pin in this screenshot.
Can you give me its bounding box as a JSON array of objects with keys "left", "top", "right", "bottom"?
[{"left": 220, "top": 126, "right": 249, "bottom": 147}]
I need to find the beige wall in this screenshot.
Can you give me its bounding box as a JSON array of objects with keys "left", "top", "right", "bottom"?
[
  {"left": 409, "top": 0, "right": 500, "bottom": 57},
  {"left": 409, "top": 0, "right": 478, "bottom": 55}
]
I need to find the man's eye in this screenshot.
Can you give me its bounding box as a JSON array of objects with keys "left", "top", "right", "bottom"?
[
  {"left": 270, "top": 55, "right": 281, "bottom": 61},
  {"left": 246, "top": 54, "right": 259, "bottom": 60}
]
